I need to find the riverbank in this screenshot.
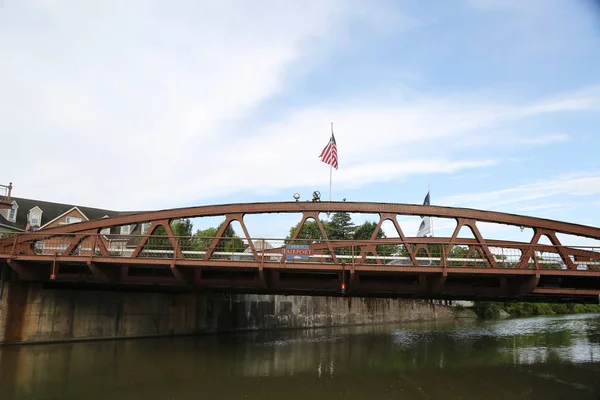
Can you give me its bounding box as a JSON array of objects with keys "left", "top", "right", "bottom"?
[{"left": 473, "top": 301, "right": 600, "bottom": 319}]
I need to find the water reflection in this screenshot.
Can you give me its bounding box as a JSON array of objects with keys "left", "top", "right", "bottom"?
[{"left": 1, "top": 314, "right": 599, "bottom": 399}]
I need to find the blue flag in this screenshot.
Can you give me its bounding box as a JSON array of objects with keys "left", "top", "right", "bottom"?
[
  {"left": 420, "top": 191, "right": 430, "bottom": 219},
  {"left": 423, "top": 192, "right": 430, "bottom": 206}
]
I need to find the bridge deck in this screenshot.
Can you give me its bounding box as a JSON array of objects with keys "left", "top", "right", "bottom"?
[{"left": 1, "top": 233, "right": 599, "bottom": 303}]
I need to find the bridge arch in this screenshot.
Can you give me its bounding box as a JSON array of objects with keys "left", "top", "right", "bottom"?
[{"left": 1, "top": 202, "right": 599, "bottom": 302}]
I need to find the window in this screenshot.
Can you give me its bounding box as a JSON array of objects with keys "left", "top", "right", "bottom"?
[
  {"left": 66, "top": 216, "right": 82, "bottom": 224},
  {"left": 29, "top": 210, "right": 42, "bottom": 227},
  {"left": 120, "top": 225, "right": 131, "bottom": 235},
  {"left": 100, "top": 227, "right": 111, "bottom": 235},
  {"left": 8, "top": 202, "right": 17, "bottom": 222},
  {"left": 141, "top": 222, "right": 151, "bottom": 234}
]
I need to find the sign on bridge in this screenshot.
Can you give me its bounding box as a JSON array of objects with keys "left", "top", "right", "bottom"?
[{"left": 283, "top": 244, "right": 313, "bottom": 261}]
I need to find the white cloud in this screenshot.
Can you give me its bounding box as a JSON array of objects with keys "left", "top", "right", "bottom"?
[
  {"left": 1, "top": 0, "right": 358, "bottom": 205},
  {"left": 518, "top": 134, "right": 569, "bottom": 145},
  {"left": 516, "top": 203, "right": 569, "bottom": 212},
  {"left": 2, "top": 1, "right": 600, "bottom": 213},
  {"left": 439, "top": 173, "right": 600, "bottom": 211}
]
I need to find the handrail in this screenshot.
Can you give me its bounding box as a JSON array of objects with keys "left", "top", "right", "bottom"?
[
  {"left": 0, "top": 182, "right": 12, "bottom": 204},
  {"left": 2, "top": 233, "right": 599, "bottom": 271}
]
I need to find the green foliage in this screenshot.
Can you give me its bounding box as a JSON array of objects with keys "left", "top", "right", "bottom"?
[
  {"left": 286, "top": 220, "right": 330, "bottom": 242},
  {"left": 573, "top": 304, "right": 600, "bottom": 314},
  {"left": 473, "top": 302, "right": 503, "bottom": 319},
  {"left": 352, "top": 221, "right": 399, "bottom": 262},
  {"left": 328, "top": 212, "right": 354, "bottom": 241},
  {"left": 550, "top": 303, "right": 569, "bottom": 314},
  {"left": 503, "top": 302, "right": 537, "bottom": 317},
  {"left": 353, "top": 221, "right": 380, "bottom": 240},
  {"left": 475, "top": 301, "right": 600, "bottom": 319},
  {"left": 193, "top": 227, "right": 219, "bottom": 251},
  {"left": 286, "top": 217, "right": 401, "bottom": 259},
  {"left": 194, "top": 225, "right": 245, "bottom": 253},
  {"left": 446, "top": 245, "right": 482, "bottom": 267},
  {"left": 144, "top": 219, "right": 194, "bottom": 251},
  {"left": 152, "top": 219, "right": 193, "bottom": 237}
]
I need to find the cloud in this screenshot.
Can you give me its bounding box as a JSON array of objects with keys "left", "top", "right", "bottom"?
[
  {"left": 1, "top": 0, "right": 359, "bottom": 205},
  {"left": 516, "top": 203, "right": 569, "bottom": 212},
  {"left": 517, "top": 134, "right": 569, "bottom": 145},
  {"left": 439, "top": 173, "right": 600, "bottom": 210},
  {"left": 2, "top": 0, "right": 600, "bottom": 213}
]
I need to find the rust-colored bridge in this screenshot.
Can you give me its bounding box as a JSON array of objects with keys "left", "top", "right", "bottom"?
[{"left": 1, "top": 202, "right": 599, "bottom": 303}]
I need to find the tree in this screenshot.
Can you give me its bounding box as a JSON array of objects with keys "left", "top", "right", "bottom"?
[
  {"left": 151, "top": 219, "right": 193, "bottom": 237},
  {"left": 329, "top": 212, "right": 354, "bottom": 241},
  {"left": 286, "top": 220, "right": 331, "bottom": 243},
  {"left": 147, "top": 219, "right": 194, "bottom": 251},
  {"left": 194, "top": 224, "right": 245, "bottom": 253},
  {"left": 352, "top": 221, "right": 398, "bottom": 260},
  {"left": 193, "top": 227, "right": 219, "bottom": 251},
  {"left": 353, "top": 221, "right": 382, "bottom": 241}
]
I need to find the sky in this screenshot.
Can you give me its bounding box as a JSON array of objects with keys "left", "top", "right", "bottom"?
[{"left": 2, "top": 0, "right": 600, "bottom": 243}]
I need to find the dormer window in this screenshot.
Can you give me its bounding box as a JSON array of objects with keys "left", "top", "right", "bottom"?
[
  {"left": 8, "top": 202, "right": 17, "bottom": 223},
  {"left": 29, "top": 213, "right": 40, "bottom": 226},
  {"left": 28, "top": 207, "right": 43, "bottom": 227},
  {"left": 120, "top": 225, "right": 131, "bottom": 235}
]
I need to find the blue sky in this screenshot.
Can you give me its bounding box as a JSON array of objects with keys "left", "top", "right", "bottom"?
[{"left": 1, "top": 0, "right": 599, "bottom": 243}]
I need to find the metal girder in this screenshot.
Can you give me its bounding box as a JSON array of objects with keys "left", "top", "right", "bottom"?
[
  {"left": 29, "top": 201, "right": 600, "bottom": 240},
  {"left": 1, "top": 201, "right": 599, "bottom": 301}
]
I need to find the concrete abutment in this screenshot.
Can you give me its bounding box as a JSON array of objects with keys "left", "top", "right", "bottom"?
[{"left": 0, "top": 281, "right": 470, "bottom": 345}]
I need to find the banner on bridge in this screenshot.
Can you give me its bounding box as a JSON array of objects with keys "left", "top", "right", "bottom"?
[{"left": 283, "top": 244, "right": 313, "bottom": 261}]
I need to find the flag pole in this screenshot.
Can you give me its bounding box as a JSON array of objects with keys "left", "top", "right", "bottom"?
[
  {"left": 329, "top": 122, "right": 333, "bottom": 216},
  {"left": 428, "top": 182, "right": 434, "bottom": 237}
]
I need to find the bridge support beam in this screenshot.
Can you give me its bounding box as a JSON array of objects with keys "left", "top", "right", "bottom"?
[
  {"left": 7, "top": 260, "right": 47, "bottom": 281},
  {"left": 510, "top": 275, "right": 540, "bottom": 296}
]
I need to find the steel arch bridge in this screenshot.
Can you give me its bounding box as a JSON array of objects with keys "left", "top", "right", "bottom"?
[{"left": 1, "top": 201, "right": 599, "bottom": 303}]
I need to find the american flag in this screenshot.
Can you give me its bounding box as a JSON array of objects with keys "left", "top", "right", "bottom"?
[{"left": 319, "top": 133, "right": 338, "bottom": 169}]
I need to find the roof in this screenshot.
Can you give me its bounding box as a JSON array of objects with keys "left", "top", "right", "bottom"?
[{"left": 0, "top": 197, "right": 130, "bottom": 231}]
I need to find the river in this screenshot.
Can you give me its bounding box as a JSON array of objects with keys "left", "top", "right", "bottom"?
[{"left": 0, "top": 314, "right": 599, "bottom": 399}]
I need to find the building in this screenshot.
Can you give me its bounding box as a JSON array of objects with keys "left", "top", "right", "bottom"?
[
  {"left": 0, "top": 197, "right": 162, "bottom": 258},
  {"left": 0, "top": 197, "right": 124, "bottom": 237}
]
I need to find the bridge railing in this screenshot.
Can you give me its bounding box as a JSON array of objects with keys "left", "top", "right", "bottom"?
[
  {"left": 0, "top": 182, "right": 12, "bottom": 206},
  {"left": 3, "top": 232, "right": 600, "bottom": 271}
]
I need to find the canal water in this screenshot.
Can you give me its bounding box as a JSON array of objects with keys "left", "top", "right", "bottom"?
[{"left": 1, "top": 314, "right": 599, "bottom": 400}]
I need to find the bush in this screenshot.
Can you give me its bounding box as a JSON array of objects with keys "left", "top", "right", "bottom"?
[
  {"left": 550, "top": 303, "right": 570, "bottom": 314},
  {"left": 474, "top": 301, "right": 600, "bottom": 319},
  {"left": 473, "top": 301, "right": 503, "bottom": 319}
]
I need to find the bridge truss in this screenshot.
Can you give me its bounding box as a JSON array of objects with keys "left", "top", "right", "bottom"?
[{"left": 1, "top": 202, "right": 599, "bottom": 302}]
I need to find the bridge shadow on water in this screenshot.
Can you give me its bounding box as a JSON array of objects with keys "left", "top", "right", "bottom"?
[{"left": 1, "top": 314, "right": 600, "bottom": 399}]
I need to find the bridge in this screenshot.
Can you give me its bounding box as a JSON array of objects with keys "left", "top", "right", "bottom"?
[{"left": 1, "top": 201, "right": 600, "bottom": 303}]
